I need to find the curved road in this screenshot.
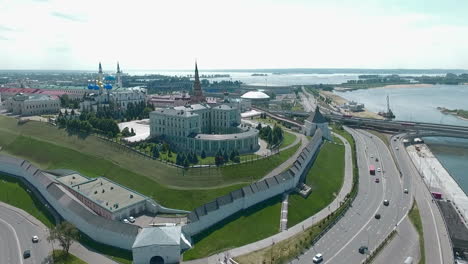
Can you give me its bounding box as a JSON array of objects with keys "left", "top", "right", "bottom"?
[
  {"left": 391, "top": 134, "right": 453, "bottom": 264},
  {"left": 293, "top": 128, "right": 411, "bottom": 264}
]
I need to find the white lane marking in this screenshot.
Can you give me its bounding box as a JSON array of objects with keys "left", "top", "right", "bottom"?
[
  {"left": 426, "top": 196, "right": 444, "bottom": 264},
  {"left": 0, "top": 217, "right": 23, "bottom": 264}
]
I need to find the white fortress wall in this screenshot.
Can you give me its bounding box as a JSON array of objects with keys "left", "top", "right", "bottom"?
[
  {"left": 0, "top": 155, "right": 139, "bottom": 250},
  {"left": 183, "top": 129, "right": 325, "bottom": 237}
]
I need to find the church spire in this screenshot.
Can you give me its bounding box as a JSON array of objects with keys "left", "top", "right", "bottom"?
[
  {"left": 190, "top": 61, "right": 205, "bottom": 104},
  {"left": 99, "top": 62, "right": 103, "bottom": 74},
  {"left": 194, "top": 61, "right": 199, "bottom": 83},
  {"left": 117, "top": 62, "right": 121, "bottom": 73}
]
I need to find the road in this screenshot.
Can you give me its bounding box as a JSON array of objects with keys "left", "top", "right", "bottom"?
[
  {"left": 300, "top": 88, "right": 316, "bottom": 112},
  {"left": 391, "top": 134, "right": 454, "bottom": 264},
  {"left": 0, "top": 203, "right": 51, "bottom": 264},
  {"left": 293, "top": 128, "right": 411, "bottom": 264}
]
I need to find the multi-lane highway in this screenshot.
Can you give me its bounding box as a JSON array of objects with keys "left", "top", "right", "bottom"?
[
  {"left": 391, "top": 134, "right": 453, "bottom": 264},
  {"left": 0, "top": 202, "right": 51, "bottom": 264},
  {"left": 292, "top": 128, "right": 411, "bottom": 264}
]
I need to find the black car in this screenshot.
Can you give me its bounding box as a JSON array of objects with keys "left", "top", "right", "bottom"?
[
  {"left": 359, "top": 246, "right": 368, "bottom": 254},
  {"left": 23, "top": 250, "right": 31, "bottom": 259},
  {"left": 375, "top": 213, "right": 381, "bottom": 219}
]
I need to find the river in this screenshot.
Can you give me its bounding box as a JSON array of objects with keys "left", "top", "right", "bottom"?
[{"left": 335, "top": 85, "right": 468, "bottom": 194}]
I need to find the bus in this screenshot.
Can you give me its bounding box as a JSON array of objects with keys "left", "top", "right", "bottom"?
[{"left": 369, "top": 165, "right": 375, "bottom": 175}]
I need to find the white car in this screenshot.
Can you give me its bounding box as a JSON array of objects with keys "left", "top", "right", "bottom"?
[
  {"left": 129, "top": 216, "right": 135, "bottom": 223},
  {"left": 32, "top": 236, "right": 39, "bottom": 243},
  {"left": 377, "top": 168, "right": 381, "bottom": 172},
  {"left": 395, "top": 147, "right": 399, "bottom": 150},
  {"left": 123, "top": 219, "right": 130, "bottom": 224},
  {"left": 313, "top": 253, "right": 323, "bottom": 263}
]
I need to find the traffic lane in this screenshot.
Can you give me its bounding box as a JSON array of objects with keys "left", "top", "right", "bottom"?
[
  {"left": 0, "top": 217, "right": 22, "bottom": 264},
  {"left": 304, "top": 129, "right": 385, "bottom": 263},
  {"left": 392, "top": 137, "right": 452, "bottom": 264},
  {"left": 0, "top": 206, "right": 51, "bottom": 264}
]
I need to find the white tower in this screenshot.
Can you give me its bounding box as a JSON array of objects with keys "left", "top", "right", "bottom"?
[{"left": 116, "top": 62, "right": 123, "bottom": 89}]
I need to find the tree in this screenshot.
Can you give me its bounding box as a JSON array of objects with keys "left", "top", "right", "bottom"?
[
  {"left": 223, "top": 150, "right": 229, "bottom": 162},
  {"left": 152, "top": 147, "right": 160, "bottom": 159},
  {"left": 201, "top": 150, "right": 206, "bottom": 159},
  {"left": 256, "top": 123, "right": 262, "bottom": 130},
  {"left": 130, "top": 128, "right": 135, "bottom": 136},
  {"left": 47, "top": 221, "right": 79, "bottom": 256},
  {"left": 122, "top": 127, "right": 132, "bottom": 137}
]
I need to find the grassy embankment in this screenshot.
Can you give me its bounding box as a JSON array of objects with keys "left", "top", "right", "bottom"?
[
  {"left": 183, "top": 196, "right": 282, "bottom": 260},
  {"left": 235, "top": 127, "right": 358, "bottom": 264},
  {"left": 287, "top": 140, "right": 345, "bottom": 227},
  {"left": 0, "top": 173, "right": 55, "bottom": 227},
  {"left": 52, "top": 250, "right": 86, "bottom": 264},
  {"left": 408, "top": 200, "right": 425, "bottom": 264},
  {"left": 184, "top": 135, "right": 345, "bottom": 261}
]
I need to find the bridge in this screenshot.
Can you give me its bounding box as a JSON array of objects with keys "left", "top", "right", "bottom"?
[{"left": 250, "top": 107, "right": 468, "bottom": 139}]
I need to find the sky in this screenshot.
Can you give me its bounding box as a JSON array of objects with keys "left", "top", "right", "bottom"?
[{"left": 1, "top": 0, "right": 468, "bottom": 70}]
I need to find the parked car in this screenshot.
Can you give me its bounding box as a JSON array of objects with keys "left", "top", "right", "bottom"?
[
  {"left": 32, "top": 235, "right": 39, "bottom": 243},
  {"left": 312, "top": 253, "right": 323, "bottom": 263},
  {"left": 383, "top": 200, "right": 390, "bottom": 206},
  {"left": 23, "top": 250, "right": 31, "bottom": 259},
  {"left": 129, "top": 216, "right": 135, "bottom": 223},
  {"left": 123, "top": 218, "right": 129, "bottom": 224}
]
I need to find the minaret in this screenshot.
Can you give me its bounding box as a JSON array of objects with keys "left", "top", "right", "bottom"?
[
  {"left": 190, "top": 61, "right": 205, "bottom": 104},
  {"left": 116, "top": 62, "right": 123, "bottom": 89},
  {"left": 98, "top": 62, "right": 104, "bottom": 94}
]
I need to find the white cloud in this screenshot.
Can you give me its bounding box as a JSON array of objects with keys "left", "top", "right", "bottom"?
[{"left": 0, "top": 0, "right": 467, "bottom": 70}]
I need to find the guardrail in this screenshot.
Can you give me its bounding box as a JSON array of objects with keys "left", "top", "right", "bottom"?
[{"left": 361, "top": 229, "right": 397, "bottom": 264}]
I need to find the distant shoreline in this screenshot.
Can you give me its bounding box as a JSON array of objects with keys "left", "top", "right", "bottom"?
[
  {"left": 334, "top": 83, "right": 434, "bottom": 91},
  {"left": 437, "top": 107, "right": 468, "bottom": 121}
]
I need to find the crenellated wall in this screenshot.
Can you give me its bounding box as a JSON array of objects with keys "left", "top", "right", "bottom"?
[{"left": 182, "top": 129, "right": 324, "bottom": 237}]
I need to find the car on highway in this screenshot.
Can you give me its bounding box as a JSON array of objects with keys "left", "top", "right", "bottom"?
[
  {"left": 375, "top": 213, "right": 381, "bottom": 219},
  {"left": 129, "top": 216, "right": 135, "bottom": 223},
  {"left": 370, "top": 155, "right": 374, "bottom": 158},
  {"left": 383, "top": 200, "right": 389, "bottom": 206},
  {"left": 377, "top": 167, "right": 381, "bottom": 172},
  {"left": 32, "top": 235, "right": 39, "bottom": 243},
  {"left": 404, "top": 188, "right": 409, "bottom": 194},
  {"left": 358, "top": 246, "right": 368, "bottom": 254},
  {"left": 375, "top": 158, "right": 379, "bottom": 162},
  {"left": 23, "top": 250, "right": 31, "bottom": 259},
  {"left": 123, "top": 218, "right": 130, "bottom": 224},
  {"left": 395, "top": 147, "right": 399, "bottom": 150},
  {"left": 312, "top": 253, "right": 323, "bottom": 263},
  {"left": 375, "top": 178, "right": 380, "bottom": 183}
]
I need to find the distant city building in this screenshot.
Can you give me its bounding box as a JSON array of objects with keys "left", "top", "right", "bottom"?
[
  {"left": 80, "top": 63, "right": 146, "bottom": 112},
  {"left": 343, "top": 100, "right": 364, "bottom": 112},
  {"left": 241, "top": 90, "right": 270, "bottom": 108},
  {"left": 303, "top": 106, "right": 331, "bottom": 140},
  {"left": 0, "top": 87, "right": 85, "bottom": 101},
  {"left": 150, "top": 64, "right": 259, "bottom": 155},
  {"left": 148, "top": 92, "right": 191, "bottom": 108},
  {"left": 4, "top": 93, "right": 60, "bottom": 116}
]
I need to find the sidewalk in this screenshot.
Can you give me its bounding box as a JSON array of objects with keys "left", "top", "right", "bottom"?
[{"left": 183, "top": 132, "right": 353, "bottom": 264}]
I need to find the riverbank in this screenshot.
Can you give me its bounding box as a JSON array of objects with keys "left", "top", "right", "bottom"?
[
  {"left": 321, "top": 91, "right": 383, "bottom": 119},
  {"left": 406, "top": 144, "right": 468, "bottom": 227},
  {"left": 437, "top": 107, "right": 468, "bottom": 121}
]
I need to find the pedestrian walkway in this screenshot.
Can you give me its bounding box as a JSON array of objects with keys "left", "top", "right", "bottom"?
[
  {"left": 183, "top": 132, "right": 353, "bottom": 264},
  {"left": 280, "top": 194, "right": 289, "bottom": 232}
]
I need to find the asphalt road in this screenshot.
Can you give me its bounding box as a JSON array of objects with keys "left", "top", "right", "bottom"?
[
  {"left": 292, "top": 128, "right": 411, "bottom": 264},
  {"left": 391, "top": 134, "right": 454, "bottom": 264},
  {"left": 0, "top": 203, "right": 51, "bottom": 264}
]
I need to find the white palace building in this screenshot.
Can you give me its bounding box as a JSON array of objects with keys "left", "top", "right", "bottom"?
[{"left": 150, "top": 63, "right": 260, "bottom": 155}]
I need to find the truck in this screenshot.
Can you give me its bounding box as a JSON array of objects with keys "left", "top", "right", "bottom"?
[
  {"left": 369, "top": 165, "right": 376, "bottom": 176},
  {"left": 432, "top": 192, "right": 442, "bottom": 199}
]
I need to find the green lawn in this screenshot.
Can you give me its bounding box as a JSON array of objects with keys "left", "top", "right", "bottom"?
[
  {"left": 183, "top": 196, "right": 282, "bottom": 260},
  {"left": 408, "top": 200, "right": 425, "bottom": 264},
  {"left": 52, "top": 250, "right": 86, "bottom": 264},
  {"left": 279, "top": 130, "right": 297, "bottom": 149},
  {"left": 287, "top": 140, "right": 345, "bottom": 227},
  {"left": 0, "top": 173, "right": 55, "bottom": 227}
]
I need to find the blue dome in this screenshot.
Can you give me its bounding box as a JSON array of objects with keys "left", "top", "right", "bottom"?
[
  {"left": 104, "top": 84, "right": 113, "bottom": 89},
  {"left": 105, "top": 76, "right": 116, "bottom": 81},
  {"left": 93, "top": 85, "right": 100, "bottom": 90},
  {"left": 87, "top": 84, "right": 94, "bottom": 89}
]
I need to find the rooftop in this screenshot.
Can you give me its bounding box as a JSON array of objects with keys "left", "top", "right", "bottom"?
[
  {"left": 241, "top": 91, "right": 270, "bottom": 100},
  {"left": 56, "top": 174, "right": 147, "bottom": 213},
  {"left": 132, "top": 226, "right": 181, "bottom": 248}
]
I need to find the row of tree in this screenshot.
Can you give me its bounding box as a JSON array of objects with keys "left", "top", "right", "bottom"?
[
  {"left": 257, "top": 123, "right": 284, "bottom": 147},
  {"left": 57, "top": 111, "right": 120, "bottom": 137},
  {"left": 215, "top": 149, "right": 240, "bottom": 166},
  {"left": 176, "top": 152, "right": 199, "bottom": 167}
]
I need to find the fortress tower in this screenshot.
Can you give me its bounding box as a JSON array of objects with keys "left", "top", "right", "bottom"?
[{"left": 116, "top": 62, "right": 123, "bottom": 89}]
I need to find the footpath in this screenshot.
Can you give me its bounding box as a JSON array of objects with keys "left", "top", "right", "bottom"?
[{"left": 184, "top": 132, "right": 353, "bottom": 264}]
